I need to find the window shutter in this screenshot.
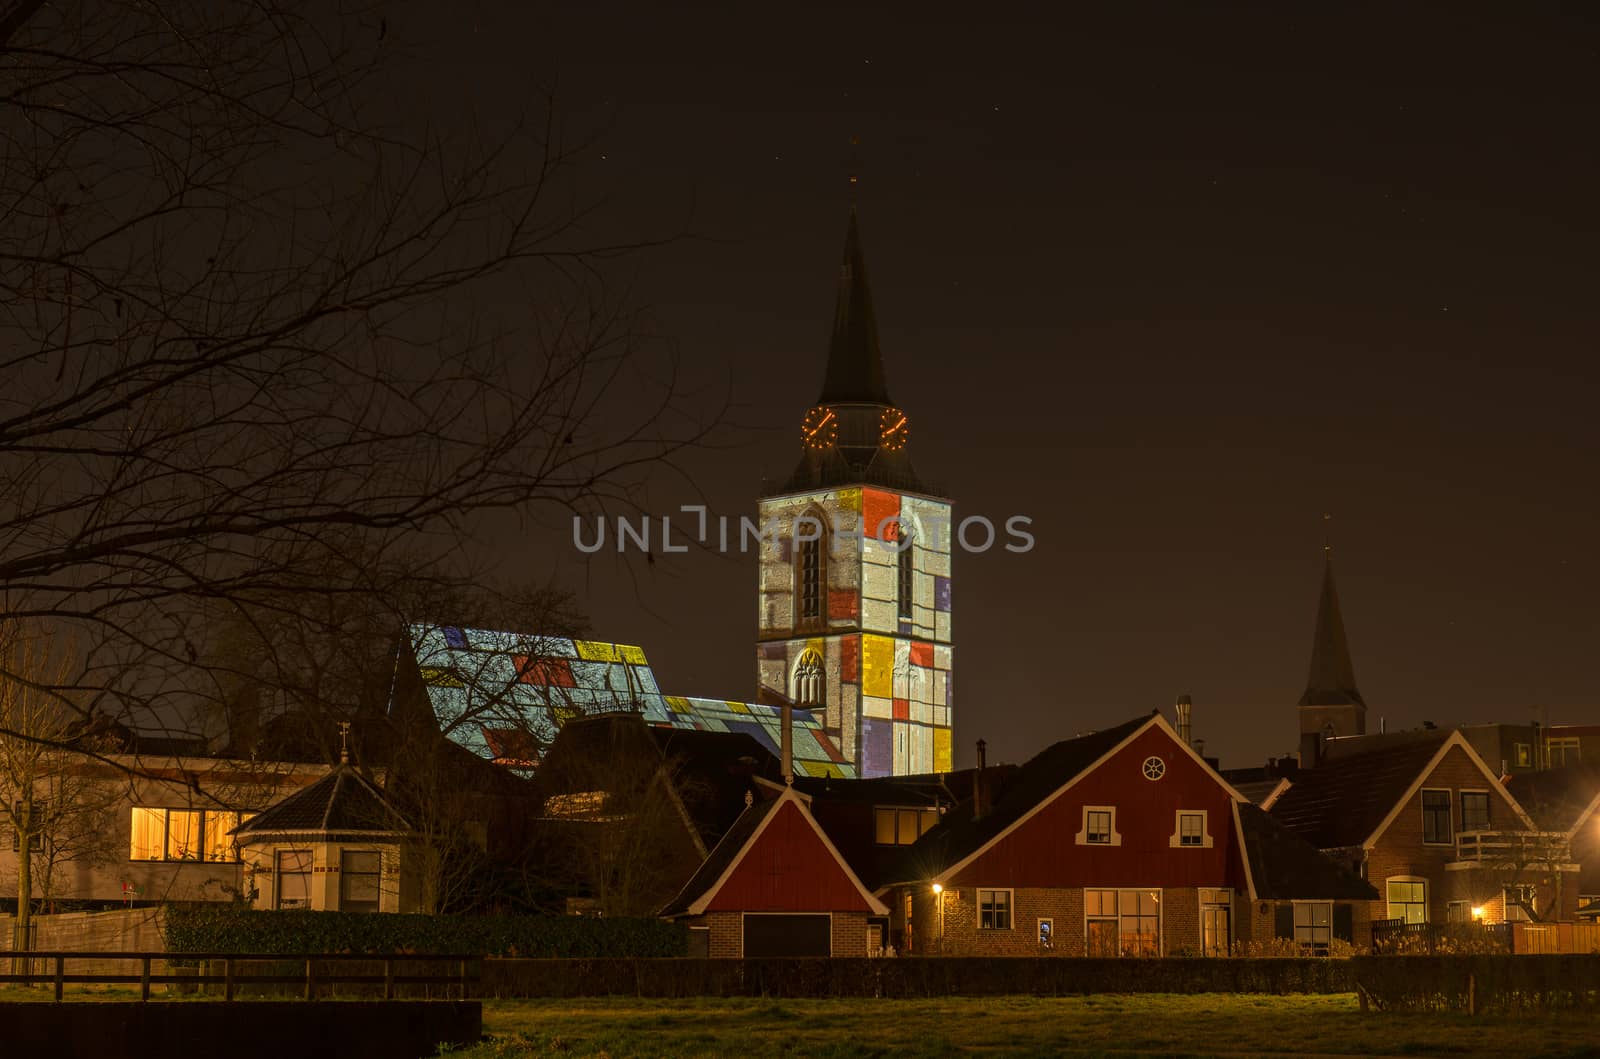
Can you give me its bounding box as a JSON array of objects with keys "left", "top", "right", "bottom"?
[
  {"left": 1333, "top": 904, "right": 1353, "bottom": 942},
  {"left": 1273, "top": 904, "right": 1294, "bottom": 940}
]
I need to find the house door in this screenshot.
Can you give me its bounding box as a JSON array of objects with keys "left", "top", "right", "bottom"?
[{"left": 1202, "top": 905, "right": 1231, "bottom": 956}]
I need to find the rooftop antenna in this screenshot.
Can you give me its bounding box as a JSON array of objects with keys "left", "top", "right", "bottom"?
[{"left": 337, "top": 721, "right": 351, "bottom": 765}]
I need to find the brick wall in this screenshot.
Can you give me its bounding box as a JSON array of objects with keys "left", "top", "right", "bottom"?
[
  {"left": 918, "top": 887, "right": 1222, "bottom": 956},
  {"left": 830, "top": 912, "right": 870, "bottom": 957},
  {"left": 688, "top": 910, "right": 870, "bottom": 958}
]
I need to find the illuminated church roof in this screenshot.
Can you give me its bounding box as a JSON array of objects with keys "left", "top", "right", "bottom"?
[{"left": 404, "top": 624, "right": 854, "bottom": 779}]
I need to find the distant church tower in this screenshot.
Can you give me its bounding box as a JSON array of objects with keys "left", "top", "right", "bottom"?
[
  {"left": 755, "top": 212, "right": 954, "bottom": 779},
  {"left": 1297, "top": 549, "right": 1367, "bottom": 752}
]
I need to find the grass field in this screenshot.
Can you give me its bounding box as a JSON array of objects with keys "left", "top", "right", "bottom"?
[{"left": 460, "top": 994, "right": 1600, "bottom": 1058}]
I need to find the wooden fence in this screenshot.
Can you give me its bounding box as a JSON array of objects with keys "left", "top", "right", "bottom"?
[{"left": 0, "top": 951, "right": 479, "bottom": 1001}]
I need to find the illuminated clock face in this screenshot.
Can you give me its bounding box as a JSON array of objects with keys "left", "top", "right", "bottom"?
[
  {"left": 801, "top": 405, "right": 838, "bottom": 449},
  {"left": 879, "top": 406, "right": 909, "bottom": 451}
]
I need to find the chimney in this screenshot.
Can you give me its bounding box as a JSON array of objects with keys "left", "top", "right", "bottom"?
[
  {"left": 973, "top": 739, "right": 988, "bottom": 820},
  {"left": 1379, "top": 716, "right": 1386, "bottom": 734},
  {"left": 780, "top": 702, "right": 793, "bottom": 785},
  {"left": 1175, "top": 694, "right": 1193, "bottom": 747}
]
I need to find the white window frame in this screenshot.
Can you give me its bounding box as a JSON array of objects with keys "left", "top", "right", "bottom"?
[
  {"left": 1037, "top": 916, "right": 1054, "bottom": 950},
  {"left": 1458, "top": 789, "right": 1492, "bottom": 833},
  {"left": 1075, "top": 805, "right": 1121, "bottom": 846},
  {"left": 1169, "top": 809, "right": 1213, "bottom": 849},
  {"left": 1445, "top": 900, "right": 1472, "bottom": 923},
  {"left": 1386, "top": 876, "right": 1428, "bottom": 924},
  {"left": 1419, "top": 787, "right": 1453, "bottom": 846},
  {"left": 977, "top": 887, "right": 1013, "bottom": 930},
  {"left": 1082, "top": 888, "right": 1162, "bottom": 957}
]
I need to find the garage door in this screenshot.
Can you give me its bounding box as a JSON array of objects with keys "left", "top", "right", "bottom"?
[{"left": 742, "top": 914, "right": 831, "bottom": 957}]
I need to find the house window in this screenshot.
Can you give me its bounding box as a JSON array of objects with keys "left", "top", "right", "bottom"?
[
  {"left": 1460, "top": 791, "right": 1491, "bottom": 833},
  {"left": 1446, "top": 901, "right": 1472, "bottom": 923},
  {"left": 978, "top": 888, "right": 1012, "bottom": 930},
  {"left": 1076, "top": 806, "right": 1120, "bottom": 846},
  {"left": 1421, "top": 789, "right": 1452, "bottom": 845},
  {"left": 792, "top": 648, "right": 824, "bottom": 707},
  {"left": 10, "top": 802, "right": 43, "bottom": 853},
  {"left": 1085, "top": 889, "right": 1160, "bottom": 956},
  {"left": 130, "top": 808, "right": 246, "bottom": 862},
  {"left": 275, "top": 849, "right": 313, "bottom": 909},
  {"left": 340, "top": 850, "right": 382, "bottom": 913},
  {"left": 1037, "top": 917, "right": 1053, "bottom": 950},
  {"left": 1294, "top": 902, "right": 1332, "bottom": 951},
  {"left": 1503, "top": 885, "right": 1534, "bottom": 922},
  {"left": 1514, "top": 743, "right": 1532, "bottom": 768},
  {"left": 1085, "top": 889, "right": 1118, "bottom": 956},
  {"left": 873, "top": 807, "right": 938, "bottom": 845},
  {"left": 1170, "top": 810, "right": 1212, "bottom": 848},
  {"left": 1386, "top": 879, "right": 1427, "bottom": 924},
  {"left": 1120, "top": 889, "right": 1161, "bottom": 957},
  {"left": 1546, "top": 737, "right": 1580, "bottom": 767},
  {"left": 897, "top": 532, "right": 914, "bottom": 620}
]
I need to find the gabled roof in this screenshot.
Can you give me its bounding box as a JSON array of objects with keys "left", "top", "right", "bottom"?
[
  {"left": 1503, "top": 762, "right": 1600, "bottom": 833},
  {"left": 1298, "top": 559, "right": 1366, "bottom": 709},
  {"left": 660, "top": 786, "right": 889, "bottom": 918},
  {"left": 1270, "top": 730, "right": 1531, "bottom": 849},
  {"left": 1233, "top": 778, "right": 1292, "bottom": 809},
  {"left": 1236, "top": 803, "right": 1378, "bottom": 901},
  {"left": 818, "top": 210, "right": 892, "bottom": 406},
  {"left": 233, "top": 764, "right": 412, "bottom": 838},
  {"left": 876, "top": 713, "right": 1242, "bottom": 888}
]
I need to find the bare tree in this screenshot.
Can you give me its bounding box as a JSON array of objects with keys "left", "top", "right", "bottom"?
[
  {"left": 0, "top": 621, "right": 117, "bottom": 951},
  {"left": 0, "top": 0, "right": 713, "bottom": 754}
]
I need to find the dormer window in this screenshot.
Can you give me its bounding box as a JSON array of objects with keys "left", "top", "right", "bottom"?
[
  {"left": 1075, "top": 805, "right": 1121, "bottom": 846},
  {"left": 1169, "top": 810, "right": 1213, "bottom": 849}
]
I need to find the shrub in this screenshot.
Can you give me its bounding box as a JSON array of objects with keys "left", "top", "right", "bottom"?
[{"left": 163, "top": 906, "right": 687, "bottom": 959}]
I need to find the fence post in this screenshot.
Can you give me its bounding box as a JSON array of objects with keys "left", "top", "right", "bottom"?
[
  {"left": 140, "top": 956, "right": 151, "bottom": 1001},
  {"left": 224, "top": 957, "right": 235, "bottom": 1002},
  {"left": 384, "top": 957, "right": 394, "bottom": 1000},
  {"left": 304, "top": 957, "right": 315, "bottom": 1001},
  {"left": 54, "top": 955, "right": 64, "bottom": 1002},
  {"left": 1467, "top": 972, "right": 1478, "bottom": 1016},
  {"left": 458, "top": 958, "right": 467, "bottom": 1000}
]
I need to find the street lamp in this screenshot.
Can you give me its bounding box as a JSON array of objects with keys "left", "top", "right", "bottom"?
[{"left": 932, "top": 883, "right": 945, "bottom": 952}]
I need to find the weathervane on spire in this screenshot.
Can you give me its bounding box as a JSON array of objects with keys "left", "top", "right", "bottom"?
[
  {"left": 1323, "top": 512, "right": 1333, "bottom": 559},
  {"left": 847, "top": 135, "right": 862, "bottom": 202}
]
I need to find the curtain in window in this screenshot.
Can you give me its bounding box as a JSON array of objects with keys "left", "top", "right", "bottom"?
[{"left": 129, "top": 808, "right": 165, "bottom": 860}]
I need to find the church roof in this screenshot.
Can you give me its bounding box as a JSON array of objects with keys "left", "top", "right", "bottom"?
[
  {"left": 233, "top": 764, "right": 413, "bottom": 838},
  {"left": 1298, "top": 558, "right": 1366, "bottom": 708},
  {"left": 818, "top": 210, "right": 892, "bottom": 406}
]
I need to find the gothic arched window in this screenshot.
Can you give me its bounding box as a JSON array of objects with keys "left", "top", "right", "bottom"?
[{"left": 792, "top": 648, "right": 825, "bottom": 707}]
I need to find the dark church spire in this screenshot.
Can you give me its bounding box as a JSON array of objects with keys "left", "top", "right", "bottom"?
[
  {"left": 1298, "top": 556, "right": 1366, "bottom": 708},
  {"left": 817, "top": 210, "right": 893, "bottom": 406}
]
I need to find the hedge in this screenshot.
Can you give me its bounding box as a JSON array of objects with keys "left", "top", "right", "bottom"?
[
  {"left": 477, "top": 957, "right": 1357, "bottom": 998},
  {"left": 163, "top": 906, "right": 686, "bottom": 959},
  {"left": 1353, "top": 955, "right": 1600, "bottom": 1012}
]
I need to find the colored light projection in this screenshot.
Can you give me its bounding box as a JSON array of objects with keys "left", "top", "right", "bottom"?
[
  {"left": 755, "top": 487, "right": 953, "bottom": 779},
  {"left": 407, "top": 624, "right": 854, "bottom": 778}
]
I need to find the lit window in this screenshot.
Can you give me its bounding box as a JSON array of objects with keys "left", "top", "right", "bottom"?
[
  {"left": 1086, "top": 889, "right": 1161, "bottom": 957},
  {"left": 1514, "top": 743, "right": 1532, "bottom": 768},
  {"left": 1294, "top": 902, "right": 1332, "bottom": 951},
  {"left": 166, "top": 810, "right": 202, "bottom": 860},
  {"left": 1460, "top": 792, "right": 1491, "bottom": 833},
  {"left": 203, "top": 811, "right": 241, "bottom": 862},
  {"left": 1085, "top": 889, "right": 1118, "bottom": 956},
  {"left": 130, "top": 808, "right": 165, "bottom": 860},
  {"left": 874, "top": 806, "right": 939, "bottom": 845},
  {"left": 340, "top": 850, "right": 382, "bottom": 913},
  {"left": 1038, "top": 917, "right": 1053, "bottom": 949},
  {"left": 130, "top": 807, "right": 247, "bottom": 862},
  {"left": 1421, "top": 789, "right": 1452, "bottom": 845},
  {"left": 978, "top": 888, "right": 1012, "bottom": 930},
  {"left": 276, "top": 849, "right": 313, "bottom": 909},
  {"left": 1386, "top": 879, "right": 1427, "bottom": 924}
]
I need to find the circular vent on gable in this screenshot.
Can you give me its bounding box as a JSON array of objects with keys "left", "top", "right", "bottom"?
[{"left": 1142, "top": 756, "right": 1166, "bottom": 781}]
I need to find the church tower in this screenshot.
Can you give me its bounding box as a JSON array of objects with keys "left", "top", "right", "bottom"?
[
  {"left": 1297, "top": 550, "right": 1367, "bottom": 748},
  {"left": 755, "top": 212, "right": 953, "bottom": 779}
]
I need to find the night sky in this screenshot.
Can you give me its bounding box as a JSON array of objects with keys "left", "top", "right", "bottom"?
[{"left": 420, "top": 3, "right": 1598, "bottom": 770}]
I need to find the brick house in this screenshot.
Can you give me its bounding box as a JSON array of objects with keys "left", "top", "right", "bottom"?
[
  {"left": 1503, "top": 762, "right": 1600, "bottom": 915},
  {"left": 1269, "top": 729, "right": 1576, "bottom": 926},
  {"left": 660, "top": 784, "right": 888, "bottom": 957},
  {"left": 873, "top": 713, "right": 1372, "bottom": 956}
]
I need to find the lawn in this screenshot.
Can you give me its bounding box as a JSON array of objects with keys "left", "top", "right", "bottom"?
[{"left": 461, "top": 994, "right": 1600, "bottom": 1058}]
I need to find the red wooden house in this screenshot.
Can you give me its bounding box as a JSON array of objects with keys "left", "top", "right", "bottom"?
[
  {"left": 874, "top": 712, "right": 1373, "bottom": 956},
  {"left": 660, "top": 784, "right": 889, "bottom": 957}
]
